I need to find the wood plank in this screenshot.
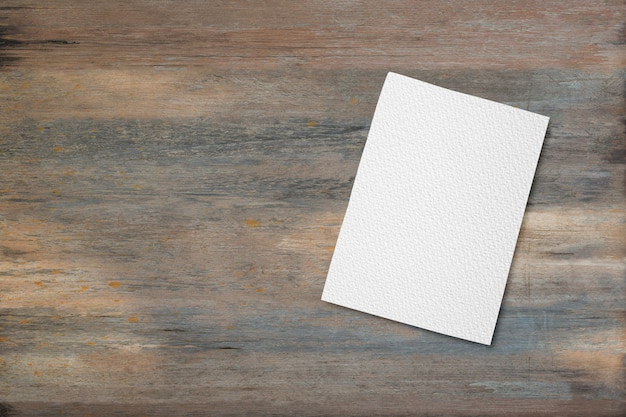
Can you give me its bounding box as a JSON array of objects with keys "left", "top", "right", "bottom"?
[
  {"left": 0, "top": 1, "right": 624, "bottom": 416},
  {"left": 0, "top": 1, "right": 623, "bottom": 71}
]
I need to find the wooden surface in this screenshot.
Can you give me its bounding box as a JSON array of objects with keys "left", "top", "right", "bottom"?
[{"left": 0, "top": 1, "right": 624, "bottom": 416}]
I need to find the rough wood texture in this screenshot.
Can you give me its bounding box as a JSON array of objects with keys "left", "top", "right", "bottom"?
[{"left": 0, "top": 1, "right": 624, "bottom": 416}]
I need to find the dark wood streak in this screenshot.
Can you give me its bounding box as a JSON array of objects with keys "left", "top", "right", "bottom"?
[{"left": 0, "top": 1, "right": 624, "bottom": 416}]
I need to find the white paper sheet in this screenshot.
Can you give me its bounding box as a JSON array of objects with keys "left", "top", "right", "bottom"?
[{"left": 321, "top": 72, "right": 549, "bottom": 345}]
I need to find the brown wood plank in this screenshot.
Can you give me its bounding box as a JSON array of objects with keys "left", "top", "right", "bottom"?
[{"left": 0, "top": 1, "right": 624, "bottom": 416}]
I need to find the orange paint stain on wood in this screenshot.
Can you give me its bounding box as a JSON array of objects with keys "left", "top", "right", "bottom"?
[{"left": 245, "top": 218, "right": 262, "bottom": 228}]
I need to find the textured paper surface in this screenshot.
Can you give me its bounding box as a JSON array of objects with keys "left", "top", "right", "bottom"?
[{"left": 321, "top": 72, "right": 549, "bottom": 345}]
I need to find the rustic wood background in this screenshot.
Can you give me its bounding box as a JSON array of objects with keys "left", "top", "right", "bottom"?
[{"left": 0, "top": 1, "right": 624, "bottom": 416}]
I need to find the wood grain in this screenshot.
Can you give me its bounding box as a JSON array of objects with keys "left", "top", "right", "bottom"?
[{"left": 0, "top": 1, "right": 624, "bottom": 416}]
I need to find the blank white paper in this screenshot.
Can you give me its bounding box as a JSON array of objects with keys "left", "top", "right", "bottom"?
[{"left": 321, "top": 72, "right": 549, "bottom": 345}]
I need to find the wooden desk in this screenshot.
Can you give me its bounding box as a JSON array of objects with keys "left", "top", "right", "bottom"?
[{"left": 1, "top": 1, "right": 624, "bottom": 415}]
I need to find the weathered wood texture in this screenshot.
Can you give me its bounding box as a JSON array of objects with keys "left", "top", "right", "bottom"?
[{"left": 0, "top": 1, "right": 624, "bottom": 416}]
